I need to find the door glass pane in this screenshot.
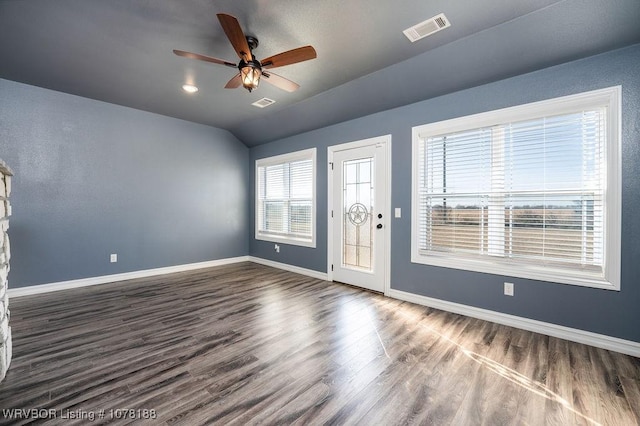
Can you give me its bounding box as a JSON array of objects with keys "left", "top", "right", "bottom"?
[{"left": 343, "top": 157, "right": 374, "bottom": 271}]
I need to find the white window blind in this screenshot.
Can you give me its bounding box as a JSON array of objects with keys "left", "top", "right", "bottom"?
[
  {"left": 412, "top": 87, "right": 621, "bottom": 289},
  {"left": 256, "top": 149, "right": 316, "bottom": 247}
]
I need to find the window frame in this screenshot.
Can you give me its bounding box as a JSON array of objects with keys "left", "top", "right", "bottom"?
[
  {"left": 411, "top": 86, "right": 621, "bottom": 290},
  {"left": 255, "top": 148, "right": 317, "bottom": 248}
]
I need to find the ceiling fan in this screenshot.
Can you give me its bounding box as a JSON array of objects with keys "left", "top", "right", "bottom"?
[{"left": 174, "top": 13, "right": 317, "bottom": 93}]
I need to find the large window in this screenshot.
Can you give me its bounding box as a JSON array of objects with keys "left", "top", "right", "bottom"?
[
  {"left": 411, "top": 87, "right": 621, "bottom": 290},
  {"left": 256, "top": 148, "right": 316, "bottom": 247}
]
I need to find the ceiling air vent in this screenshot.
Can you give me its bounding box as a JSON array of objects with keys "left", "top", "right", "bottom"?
[
  {"left": 403, "top": 13, "right": 450, "bottom": 42},
  {"left": 251, "top": 97, "right": 276, "bottom": 108}
]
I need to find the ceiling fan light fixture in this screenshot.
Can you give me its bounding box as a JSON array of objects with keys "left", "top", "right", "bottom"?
[{"left": 240, "top": 60, "right": 262, "bottom": 92}]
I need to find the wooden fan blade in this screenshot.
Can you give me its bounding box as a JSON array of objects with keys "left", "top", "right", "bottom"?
[
  {"left": 261, "top": 46, "right": 317, "bottom": 69},
  {"left": 217, "top": 13, "right": 252, "bottom": 62},
  {"left": 225, "top": 74, "right": 242, "bottom": 89},
  {"left": 261, "top": 71, "right": 300, "bottom": 92},
  {"left": 173, "top": 50, "right": 236, "bottom": 68}
]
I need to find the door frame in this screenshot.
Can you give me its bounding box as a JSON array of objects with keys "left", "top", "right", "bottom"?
[{"left": 327, "top": 134, "right": 392, "bottom": 295}]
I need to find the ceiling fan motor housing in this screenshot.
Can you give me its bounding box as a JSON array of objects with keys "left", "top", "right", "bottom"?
[{"left": 246, "top": 36, "right": 259, "bottom": 51}]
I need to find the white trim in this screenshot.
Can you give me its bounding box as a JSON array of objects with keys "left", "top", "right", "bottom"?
[
  {"left": 383, "top": 138, "right": 392, "bottom": 297},
  {"left": 255, "top": 148, "right": 315, "bottom": 166},
  {"left": 255, "top": 147, "right": 317, "bottom": 248},
  {"left": 8, "top": 256, "right": 250, "bottom": 297},
  {"left": 8, "top": 254, "right": 637, "bottom": 356},
  {"left": 387, "top": 288, "right": 640, "bottom": 358},
  {"left": 607, "top": 86, "right": 622, "bottom": 291},
  {"left": 327, "top": 135, "right": 392, "bottom": 294},
  {"left": 411, "top": 86, "right": 621, "bottom": 291},
  {"left": 327, "top": 147, "right": 334, "bottom": 282},
  {"left": 415, "top": 86, "right": 621, "bottom": 139},
  {"left": 253, "top": 234, "right": 315, "bottom": 248},
  {"left": 328, "top": 135, "right": 389, "bottom": 153},
  {"left": 248, "top": 256, "right": 328, "bottom": 281}
]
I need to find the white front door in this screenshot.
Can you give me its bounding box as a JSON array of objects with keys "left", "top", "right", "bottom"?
[{"left": 328, "top": 135, "right": 390, "bottom": 293}]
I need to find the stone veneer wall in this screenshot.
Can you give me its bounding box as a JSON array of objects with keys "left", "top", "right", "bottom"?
[{"left": 0, "top": 159, "right": 12, "bottom": 382}]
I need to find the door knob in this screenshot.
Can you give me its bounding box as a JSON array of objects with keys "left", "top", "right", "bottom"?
[
  {"left": 376, "top": 224, "right": 383, "bottom": 229},
  {"left": 378, "top": 213, "right": 383, "bottom": 219}
]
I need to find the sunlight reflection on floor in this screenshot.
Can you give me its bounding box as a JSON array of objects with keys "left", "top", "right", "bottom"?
[
  {"left": 335, "top": 299, "right": 388, "bottom": 364},
  {"left": 395, "top": 306, "right": 602, "bottom": 426}
]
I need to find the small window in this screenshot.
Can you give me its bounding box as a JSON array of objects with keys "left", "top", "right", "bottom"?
[
  {"left": 411, "top": 87, "right": 621, "bottom": 290},
  {"left": 256, "top": 148, "right": 316, "bottom": 247}
]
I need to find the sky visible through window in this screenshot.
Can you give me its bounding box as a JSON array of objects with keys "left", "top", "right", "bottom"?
[
  {"left": 413, "top": 87, "right": 619, "bottom": 288},
  {"left": 425, "top": 111, "right": 603, "bottom": 212},
  {"left": 418, "top": 109, "right": 605, "bottom": 267}
]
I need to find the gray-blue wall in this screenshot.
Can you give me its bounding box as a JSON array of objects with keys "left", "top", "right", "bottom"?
[
  {"left": 2, "top": 43, "right": 638, "bottom": 343},
  {"left": 250, "top": 44, "right": 640, "bottom": 342},
  {"left": 1, "top": 79, "right": 249, "bottom": 288}
]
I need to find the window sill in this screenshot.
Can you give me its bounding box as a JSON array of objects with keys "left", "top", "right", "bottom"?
[
  {"left": 256, "top": 233, "right": 316, "bottom": 248},
  {"left": 410, "top": 252, "right": 619, "bottom": 291}
]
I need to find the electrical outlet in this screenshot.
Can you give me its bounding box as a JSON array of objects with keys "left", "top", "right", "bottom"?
[
  {"left": 395, "top": 208, "right": 401, "bottom": 218},
  {"left": 504, "top": 282, "right": 514, "bottom": 296},
  {"left": 110, "top": 253, "right": 118, "bottom": 263},
  {"left": 274, "top": 244, "right": 280, "bottom": 253}
]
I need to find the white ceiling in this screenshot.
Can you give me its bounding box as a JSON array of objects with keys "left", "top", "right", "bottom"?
[{"left": 1, "top": 0, "right": 639, "bottom": 146}]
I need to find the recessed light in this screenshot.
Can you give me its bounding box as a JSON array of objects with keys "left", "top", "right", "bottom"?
[{"left": 182, "top": 84, "right": 198, "bottom": 93}]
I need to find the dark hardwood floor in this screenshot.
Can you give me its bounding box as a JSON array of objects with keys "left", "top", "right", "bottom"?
[{"left": 1, "top": 262, "right": 639, "bottom": 425}]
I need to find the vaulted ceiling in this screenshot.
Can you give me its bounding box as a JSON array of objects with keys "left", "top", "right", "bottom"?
[{"left": 1, "top": 0, "right": 639, "bottom": 146}]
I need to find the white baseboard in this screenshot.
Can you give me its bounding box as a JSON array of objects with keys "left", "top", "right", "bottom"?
[
  {"left": 387, "top": 288, "right": 640, "bottom": 358},
  {"left": 8, "top": 256, "right": 250, "bottom": 297},
  {"left": 8, "top": 256, "right": 637, "bottom": 357},
  {"left": 248, "top": 256, "right": 328, "bottom": 281}
]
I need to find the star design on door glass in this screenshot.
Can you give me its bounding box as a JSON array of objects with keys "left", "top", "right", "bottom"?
[{"left": 348, "top": 203, "right": 369, "bottom": 226}]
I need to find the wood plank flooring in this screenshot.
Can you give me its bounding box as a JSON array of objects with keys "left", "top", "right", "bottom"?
[{"left": 0, "top": 262, "right": 639, "bottom": 425}]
